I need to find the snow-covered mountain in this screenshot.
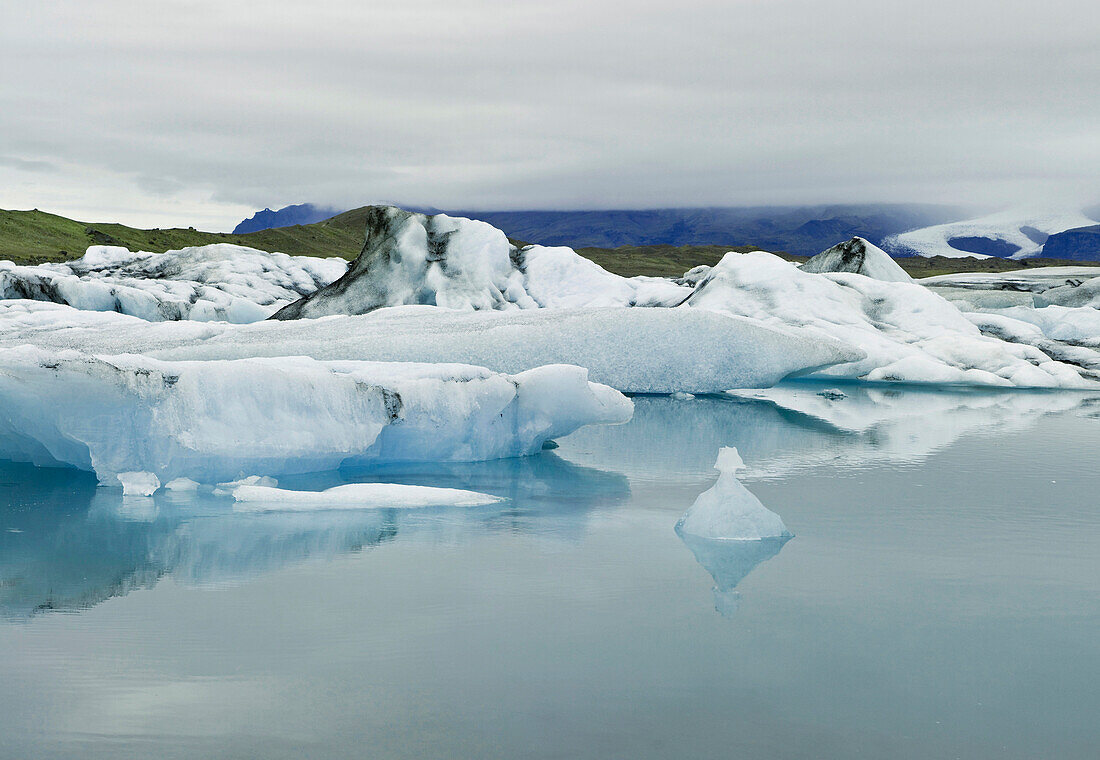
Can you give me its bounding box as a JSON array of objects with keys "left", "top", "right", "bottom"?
[{"left": 886, "top": 208, "right": 1100, "bottom": 259}]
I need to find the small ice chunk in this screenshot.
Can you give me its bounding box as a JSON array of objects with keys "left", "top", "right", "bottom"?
[
  {"left": 671, "top": 391, "right": 696, "bottom": 400},
  {"left": 675, "top": 447, "right": 790, "bottom": 540},
  {"left": 232, "top": 482, "right": 504, "bottom": 512},
  {"left": 214, "top": 475, "right": 279, "bottom": 496},
  {"left": 117, "top": 471, "right": 160, "bottom": 496},
  {"left": 219, "top": 475, "right": 279, "bottom": 489},
  {"left": 164, "top": 477, "right": 201, "bottom": 491}
]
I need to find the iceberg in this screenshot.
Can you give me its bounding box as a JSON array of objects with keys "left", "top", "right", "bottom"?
[
  {"left": 682, "top": 251, "right": 1095, "bottom": 388},
  {"left": 675, "top": 447, "right": 791, "bottom": 541},
  {"left": 0, "top": 301, "right": 862, "bottom": 394},
  {"left": 0, "top": 244, "right": 347, "bottom": 322},
  {"left": 799, "top": 237, "right": 912, "bottom": 282},
  {"left": 117, "top": 471, "right": 160, "bottom": 497},
  {"left": 922, "top": 267, "right": 1100, "bottom": 310},
  {"left": 271, "top": 206, "right": 688, "bottom": 318},
  {"left": 232, "top": 482, "right": 504, "bottom": 512},
  {"left": 0, "top": 344, "right": 632, "bottom": 485}
]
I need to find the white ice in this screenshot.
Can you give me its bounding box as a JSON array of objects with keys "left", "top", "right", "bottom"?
[
  {"left": 0, "top": 344, "right": 632, "bottom": 485},
  {"left": 0, "top": 301, "right": 861, "bottom": 394},
  {"left": 675, "top": 447, "right": 790, "bottom": 541},
  {"left": 0, "top": 244, "right": 347, "bottom": 322},
  {"left": 682, "top": 252, "right": 1094, "bottom": 388},
  {"left": 117, "top": 471, "right": 160, "bottom": 496},
  {"left": 232, "top": 482, "right": 503, "bottom": 512}
]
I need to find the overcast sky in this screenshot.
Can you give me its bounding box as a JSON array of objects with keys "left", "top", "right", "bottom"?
[{"left": 1, "top": 0, "right": 1098, "bottom": 230}]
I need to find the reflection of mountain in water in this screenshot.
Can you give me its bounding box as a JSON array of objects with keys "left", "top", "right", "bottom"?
[
  {"left": 0, "top": 453, "right": 630, "bottom": 620},
  {"left": 678, "top": 533, "right": 791, "bottom": 617},
  {"left": 557, "top": 387, "right": 1086, "bottom": 481}
]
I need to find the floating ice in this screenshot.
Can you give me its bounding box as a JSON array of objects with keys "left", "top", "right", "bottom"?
[
  {"left": 272, "top": 206, "right": 688, "bottom": 318},
  {"left": 800, "top": 237, "right": 912, "bottom": 282},
  {"left": 117, "top": 471, "right": 160, "bottom": 496},
  {"left": 0, "top": 345, "right": 632, "bottom": 484},
  {"left": 232, "top": 482, "right": 503, "bottom": 512},
  {"left": 682, "top": 252, "right": 1094, "bottom": 388},
  {"left": 922, "top": 267, "right": 1100, "bottom": 310},
  {"left": 0, "top": 244, "right": 347, "bottom": 322},
  {"left": 0, "top": 301, "right": 861, "bottom": 394},
  {"left": 675, "top": 447, "right": 790, "bottom": 541}
]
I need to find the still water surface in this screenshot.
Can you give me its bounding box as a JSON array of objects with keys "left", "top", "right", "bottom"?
[{"left": 1, "top": 387, "right": 1098, "bottom": 759}]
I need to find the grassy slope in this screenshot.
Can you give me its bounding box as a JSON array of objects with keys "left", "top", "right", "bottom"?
[
  {"left": 3, "top": 206, "right": 1098, "bottom": 279},
  {"left": 0, "top": 208, "right": 367, "bottom": 264}
]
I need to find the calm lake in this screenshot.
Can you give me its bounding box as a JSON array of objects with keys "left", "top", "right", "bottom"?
[{"left": 2, "top": 386, "right": 1098, "bottom": 759}]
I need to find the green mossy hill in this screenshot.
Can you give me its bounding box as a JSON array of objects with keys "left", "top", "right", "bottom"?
[{"left": 0, "top": 207, "right": 368, "bottom": 265}]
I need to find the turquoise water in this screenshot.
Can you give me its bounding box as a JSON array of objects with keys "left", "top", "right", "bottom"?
[{"left": 1, "top": 388, "right": 1098, "bottom": 759}]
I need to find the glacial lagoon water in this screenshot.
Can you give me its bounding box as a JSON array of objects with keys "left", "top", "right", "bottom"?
[{"left": 1, "top": 386, "right": 1099, "bottom": 759}]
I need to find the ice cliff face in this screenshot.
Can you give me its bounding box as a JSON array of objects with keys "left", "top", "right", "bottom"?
[
  {"left": 0, "top": 344, "right": 632, "bottom": 485},
  {"left": 799, "top": 237, "right": 911, "bottom": 282},
  {"left": 271, "top": 206, "right": 687, "bottom": 319},
  {"left": 0, "top": 244, "right": 347, "bottom": 322}
]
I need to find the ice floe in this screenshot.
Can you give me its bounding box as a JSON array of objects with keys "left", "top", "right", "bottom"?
[
  {"left": 0, "top": 243, "right": 346, "bottom": 322},
  {"left": 232, "top": 482, "right": 503, "bottom": 512},
  {"left": 922, "top": 267, "right": 1100, "bottom": 310}
]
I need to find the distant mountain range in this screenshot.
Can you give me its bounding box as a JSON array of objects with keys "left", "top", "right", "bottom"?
[
  {"left": 233, "top": 203, "right": 967, "bottom": 257},
  {"left": 232, "top": 203, "right": 345, "bottom": 234},
  {"left": 4, "top": 202, "right": 1098, "bottom": 276},
  {"left": 1041, "top": 225, "right": 1100, "bottom": 261}
]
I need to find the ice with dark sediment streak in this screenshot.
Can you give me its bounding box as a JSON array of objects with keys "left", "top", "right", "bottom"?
[
  {"left": 799, "top": 237, "right": 912, "bottom": 282},
  {"left": 270, "top": 205, "right": 688, "bottom": 319}
]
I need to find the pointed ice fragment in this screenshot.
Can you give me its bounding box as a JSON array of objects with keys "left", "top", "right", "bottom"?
[
  {"left": 675, "top": 447, "right": 790, "bottom": 540},
  {"left": 799, "top": 237, "right": 912, "bottom": 282}
]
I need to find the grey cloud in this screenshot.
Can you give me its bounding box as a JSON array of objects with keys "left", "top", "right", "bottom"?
[
  {"left": 1, "top": 0, "right": 1098, "bottom": 229},
  {"left": 0, "top": 156, "right": 58, "bottom": 173}
]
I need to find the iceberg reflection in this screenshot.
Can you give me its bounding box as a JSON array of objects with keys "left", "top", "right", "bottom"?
[
  {"left": 0, "top": 453, "right": 630, "bottom": 620},
  {"left": 557, "top": 386, "right": 1088, "bottom": 480},
  {"left": 679, "top": 533, "right": 791, "bottom": 617}
]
